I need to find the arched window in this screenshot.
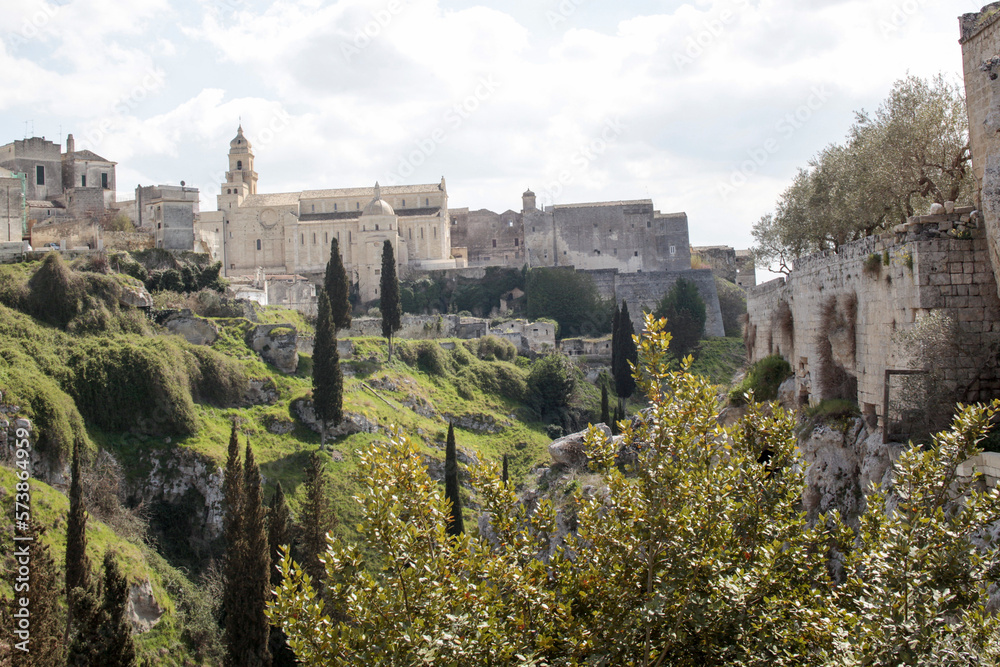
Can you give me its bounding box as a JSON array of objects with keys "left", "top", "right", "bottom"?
[
  {"left": 256, "top": 239, "right": 261, "bottom": 251},
  {"left": 237, "top": 160, "right": 243, "bottom": 170}
]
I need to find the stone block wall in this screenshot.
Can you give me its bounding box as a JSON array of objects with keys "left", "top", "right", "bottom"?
[
  {"left": 588, "top": 267, "right": 726, "bottom": 338},
  {"left": 961, "top": 4, "right": 1000, "bottom": 301},
  {"left": 747, "top": 209, "right": 1000, "bottom": 421}
]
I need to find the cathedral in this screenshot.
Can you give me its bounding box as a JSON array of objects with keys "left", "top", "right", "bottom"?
[{"left": 198, "top": 126, "right": 460, "bottom": 302}]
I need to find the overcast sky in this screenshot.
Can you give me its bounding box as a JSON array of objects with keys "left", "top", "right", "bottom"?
[{"left": 0, "top": 0, "right": 982, "bottom": 250}]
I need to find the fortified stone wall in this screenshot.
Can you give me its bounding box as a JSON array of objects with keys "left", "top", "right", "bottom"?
[
  {"left": 588, "top": 267, "right": 726, "bottom": 338},
  {"left": 962, "top": 3, "right": 1000, "bottom": 300},
  {"left": 747, "top": 207, "right": 1000, "bottom": 423}
]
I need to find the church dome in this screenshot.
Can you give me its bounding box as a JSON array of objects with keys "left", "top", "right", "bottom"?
[
  {"left": 230, "top": 125, "right": 251, "bottom": 150},
  {"left": 362, "top": 182, "right": 395, "bottom": 217}
]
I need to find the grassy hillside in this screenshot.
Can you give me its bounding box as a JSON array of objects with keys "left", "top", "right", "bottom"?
[{"left": 0, "top": 468, "right": 222, "bottom": 665}]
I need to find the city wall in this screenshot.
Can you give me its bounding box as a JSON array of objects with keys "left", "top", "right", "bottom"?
[{"left": 747, "top": 208, "right": 1000, "bottom": 422}]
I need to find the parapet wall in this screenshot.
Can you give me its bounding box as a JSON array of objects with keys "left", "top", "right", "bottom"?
[{"left": 747, "top": 207, "right": 1000, "bottom": 421}]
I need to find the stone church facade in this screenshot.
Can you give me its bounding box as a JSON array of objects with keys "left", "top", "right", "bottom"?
[{"left": 199, "top": 126, "right": 460, "bottom": 302}]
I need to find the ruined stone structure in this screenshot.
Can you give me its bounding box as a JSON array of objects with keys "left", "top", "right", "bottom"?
[
  {"left": 201, "top": 126, "right": 462, "bottom": 302},
  {"left": 747, "top": 207, "right": 1000, "bottom": 427},
  {"left": 692, "top": 245, "right": 756, "bottom": 289}
]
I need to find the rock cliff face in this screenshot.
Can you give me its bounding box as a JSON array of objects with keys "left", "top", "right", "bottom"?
[
  {"left": 125, "top": 446, "right": 225, "bottom": 553},
  {"left": 798, "top": 418, "right": 902, "bottom": 525}
]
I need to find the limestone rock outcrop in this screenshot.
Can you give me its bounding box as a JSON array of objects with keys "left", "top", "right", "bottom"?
[
  {"left": 246, "top": 324, "right": 298, "bottom": 374},
  {"left": 164, "top": 313, "right": 219, "bottom": 346},
  {"left": 128, "top": 579, "right": 164, "bottom": 633},
  {"left": 119, "top": 284, "right": 154, "bottom": 309},
  {"left": 293, "top": 398, "right": 378, "bottom": 439},
  {"left": 799, "top": 417, "right": 902, "bottom": 525},
  {"left": 548, "top": 424, "right": 613, "bottom": 467}
]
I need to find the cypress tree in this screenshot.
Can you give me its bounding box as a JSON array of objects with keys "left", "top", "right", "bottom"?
[
  {"left": 611, "top": 302, "right": 621, "bottom": 399},
  {"left": 654, "top": 277, "right": 707, "bottom": 360},
  {"left": 299, "top": 451, "right": 334, "bottom": 584},
  {"left": 267, "top": 483, "right": 297, "bottom": 667},
  {"left": 65, "top": 438, "right": 90, "bottom": 638},
  {"left": 444, "top": 422, "right": 464, "bottom": 536},
  {"left": 267, "top": 482, "right": 293, "bottom": 588},
  {"left": 313, "top": 288, "right": 343, "bottom": 446},
  {"left": 65, "top": 580, "right": 101, "bottom": 666},
  {"left": 95, "top": 551, "right": 137, "bottom": 667},
  {"left": 614, "top": 300, "right": 638, "bottom": 412},
  {"left": 380, "top": 240, "right": 402, "bottom": 361},
  {"left": 502, "top": 454, "right": 509, "bottom": 485},
  {"left": 324, "top": 236, "right": 352, "bottom": 331},
  {"left": 240, "top": 442, "right": 272, "bottom": 667},
  {"left": 11, "top": 520, "right": 64, "bottom": 667},
  {"left": 222, "top": 424, "right": 245, "bottom": 667},
  {"left": 601, "top": 383, "right": 610, "bottom": 427}
]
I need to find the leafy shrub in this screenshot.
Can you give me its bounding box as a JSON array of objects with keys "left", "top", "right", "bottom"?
[
  {"left": 729, "top": 354, "right": 792, "bottom": 405},
  {"left": 397, "top": 341, "right": 451, "bottom": 377},
  {"left": 654, "top": 277, "right": 707, "bottom": 360},
  {"left": 467, "top": 335, "right": 517, "bottom": 362},
  {"left": 714, "top": 277, "right": 747, "bottom": 338},
  {"left": 863, "top": 253, "right": 882, "bottom": 277},
  {"left": 527, "top": 354, "right": 576, "bottom": 421},
  {"left": 187, "top": 346, "right": 249, "bottom": 407}
]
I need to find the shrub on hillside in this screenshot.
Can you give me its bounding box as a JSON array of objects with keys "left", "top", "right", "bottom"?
[
  {"left": 729, "top": 354, "right": 793, "bottom": 405},
  {"left": 466, "top": 335, "right": 517, "bottom": 362},
  {"left": 397, "top": 340, "right": 451, "bottom": 377},
  {"left": 714, "top": 276, "right": 747, "bottom": 338},
  {"left": 527, "top": 354, "right": 575, "bottom": 422}
]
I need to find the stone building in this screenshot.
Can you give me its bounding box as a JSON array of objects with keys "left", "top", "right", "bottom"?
[
  {"left": 199, "top": 126, "right": 461, "bottom": 302},
  {"left": 119, "top": 184, "right": 200, "bottom": 250},
  {"left": 0, "top": 167, "right": 26, "bottom": 243},
  {"left": 449, "top": 207, "right": 524, "bottom": 266},
  {"left": 962, "top": 4, "right": 1000, "bottom": 299},
  {"left": 0, "top": 134, "right": 117, "bottom": 236}
]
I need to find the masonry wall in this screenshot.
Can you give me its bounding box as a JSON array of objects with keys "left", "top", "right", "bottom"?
[
  {"left": 747, "top": 211, "right": 1000, "bottom": 421},
  {"left": 961, "top": 4, "right": 1000, "bottom": 302},
  {"left": 588, "top": 267, "right": 726, "bottom": 338}
]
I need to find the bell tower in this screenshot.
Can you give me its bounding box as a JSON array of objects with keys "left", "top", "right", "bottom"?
[{"left": 217, "top": 124, "right": 258, "bottom": 212}]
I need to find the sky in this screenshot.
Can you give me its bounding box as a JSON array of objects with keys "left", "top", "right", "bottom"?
[{"left": 0, "top": 0, "right": 983, "bottom": 252}]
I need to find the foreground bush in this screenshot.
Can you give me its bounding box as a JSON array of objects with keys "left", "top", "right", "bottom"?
[
  {"left": 269, "top": 316, "right": 1000, "bottom": 666},
  {"left": 729, "top": 353, "right": 793, "bottom": 405}
]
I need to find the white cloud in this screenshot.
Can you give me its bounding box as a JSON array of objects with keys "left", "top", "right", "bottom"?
[{"left": 0, "top": 0, "right": 978, "bottom": 249}]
